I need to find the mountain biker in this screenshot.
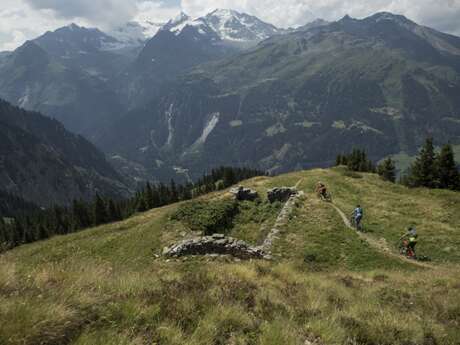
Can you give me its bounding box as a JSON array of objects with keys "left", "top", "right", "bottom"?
[
  {"left": 352, "top": 205, "right": 363, "bottom": 229},
  {"left": 315, "top": 181, "right": 328, "bottom": 199},
  {"left": 400, "top": 227, "right": 418, "bottom": 257}
]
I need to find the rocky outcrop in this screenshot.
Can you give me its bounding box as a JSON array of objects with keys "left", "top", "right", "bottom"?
[
  {"left": 162, "top": 233, "right": 270, "bottom": 259},
  {"left": 230, "top": 186, "right": 258, "bottom": 201},
  {"left": 267, "top": 187, "right": 298, "bottom": 203}
]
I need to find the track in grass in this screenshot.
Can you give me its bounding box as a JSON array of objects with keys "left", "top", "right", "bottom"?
[{"left": 329, "top": 203, "right": 435, "bottom": 269}]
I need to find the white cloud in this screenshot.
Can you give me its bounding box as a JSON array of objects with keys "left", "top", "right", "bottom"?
[
  {"left": 0, "top": 1, "right": 71, "bottom": 51},
  {"left": 1, "top": 0, "right": 460, "bottom": 52},
  {"left": 182, "top": 0, "right": 460, "bottom": 34},
  {"left": 0, "top": 0, "right": 177, "bottom": 51},
  {"left": 24, "top": 0, "right": 138, "bottom": 27},
  {"left": 135, "top": 1, "right": 179, "bottom": 24}
]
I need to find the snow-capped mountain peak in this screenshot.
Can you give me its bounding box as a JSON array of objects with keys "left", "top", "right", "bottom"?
[
  {"left": 169, "top": 11, "right": 191, "bottom": 26},
  {"left": 162, "top": 12, "right": 198, "bottom": 34},
  {"left": 160, "top": 9, "right": 281, "bottom": 43},
  {"left": 109, "top": 20, "right": 165, "bottom": 47}
]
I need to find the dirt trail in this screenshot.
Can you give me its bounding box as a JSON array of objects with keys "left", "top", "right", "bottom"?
[
  {"left": 330, "top": 203, "right": 435, "bottom": 269},
  {"left": 295, "top": 178, "right": 304, "bottom": 189}
]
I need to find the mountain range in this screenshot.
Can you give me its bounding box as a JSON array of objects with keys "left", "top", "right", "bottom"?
[
  {"left": 1, "top": 9, "right": 460, "bottom": 184},
  {"left": 100, "top": 11, "right": 460, "bottom": 180}
]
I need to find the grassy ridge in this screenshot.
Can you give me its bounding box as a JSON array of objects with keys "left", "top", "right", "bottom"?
[{"left": 1, "top": 169, "right": 460, "bottom": 344}]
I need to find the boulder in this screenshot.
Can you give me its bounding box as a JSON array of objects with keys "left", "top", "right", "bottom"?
[
  {"left": 230, "top": 186, "right": 258, "bottom": 201},
  {"left": 267, "top": 187, "right": 298, "bottom": 203}
]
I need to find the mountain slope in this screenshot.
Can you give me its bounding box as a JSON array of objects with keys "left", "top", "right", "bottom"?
[
  {"left": 103, "top": 12, "right": 460, "bottom": 179},
  {"left": 0, "top": 99, "right": 130, "bottom": 206},
  {"left": 115, "top": 9, "right": 286, "bottom": 108},
  {"left": 1, "top": 168, "right": 459, "bottom": 344},
  {"left": 0, "top": 26, "right": 131, "bottom": 140}
]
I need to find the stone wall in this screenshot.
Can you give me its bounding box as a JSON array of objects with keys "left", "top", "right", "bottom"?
[
  {"left": 267, "top": 187, "right": 298, "bottom": 203},
  {"left": 163, "top": 233, "right": 270, "bottom": 259},
  {"left": 230, "top": 186, "right": 258, "bottom": 201}
]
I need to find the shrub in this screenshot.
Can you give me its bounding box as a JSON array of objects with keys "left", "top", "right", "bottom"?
[{"left": 171, "top": 200, "right": 239, "bottom": 235}]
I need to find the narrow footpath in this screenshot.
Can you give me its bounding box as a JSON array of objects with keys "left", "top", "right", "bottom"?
[{"left": 330, "top": 203, "right": 435, "bottom": 269}]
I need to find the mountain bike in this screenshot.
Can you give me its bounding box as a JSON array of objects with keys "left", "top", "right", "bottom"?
[
  {"left": 318, "top": 190, "right": 332, "bottom": 202},
  {"left": 398, "top": 238, "right": 416, "bottom": 259},
  {"left": 350, "top": 215, "right": 363, "bottom": 231}
]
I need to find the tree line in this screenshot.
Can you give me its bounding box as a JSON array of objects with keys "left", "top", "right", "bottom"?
[
  {"left": 336, "top": 139, "right": 460, "bottom": 189},
  {"left": 401, "top": 138, "right": 460, "bottom": 190},
  {"left": 0, "top": 166, "right": 265, "bottom": 251}
]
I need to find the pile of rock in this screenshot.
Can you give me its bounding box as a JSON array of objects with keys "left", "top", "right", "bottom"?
[
  {"left": 230, "top": 186, "right": 258, "bottom": 201},
  {"left": 163, "top": 233, "right": 269, "bottom": 259},
  {"left": 267, "top": 187, "right": 298, "bottom": 203}
]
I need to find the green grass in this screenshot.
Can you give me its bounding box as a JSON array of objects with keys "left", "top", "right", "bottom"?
[
  {"left": 171, "top": 199, "right": 239, "bottom": 236},
  {"left": 273, "top": 194, "right": 409, "bottom": 271},
  {"left": 231, "top": 200, "right": 282, "bottom": 244},
  {"left": 1, "top": 169, "right": 460, "bottom": 344}
]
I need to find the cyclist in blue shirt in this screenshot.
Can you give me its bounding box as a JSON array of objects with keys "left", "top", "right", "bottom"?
[{"left": 352, "top": 205, "right": 363, "bottom": 230}]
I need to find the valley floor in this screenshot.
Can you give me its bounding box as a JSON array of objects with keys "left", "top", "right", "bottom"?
[{"left": 1, "top": 168, "right": 460, "bottom": 345}]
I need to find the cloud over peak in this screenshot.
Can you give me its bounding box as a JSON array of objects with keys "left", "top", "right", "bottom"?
[
  {"left": 1, "top": 0, "right": 460, "bottom": 51},
  {"left": 24, "top": 0, "right": 138, "bottom": 28}
]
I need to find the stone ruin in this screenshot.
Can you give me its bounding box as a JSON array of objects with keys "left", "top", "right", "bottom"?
[
  {"left": 230, "top": 185, "right": 259, "bottom": 201},
  {"left": 267, "top": 187, "right": 298, "bottom": 203},
  {"left": 162, "top": 185, "right": 302, "bottom": 261},
  {"left": 162, "top": 233, "right": 270, "bottom": 260}
]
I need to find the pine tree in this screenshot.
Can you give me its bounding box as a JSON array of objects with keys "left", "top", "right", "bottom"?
[
  {"left": 437, "top": 143, "right": 460, "bottom": 190},
  {"left": 145, "top": 183, "right": 155, "bottom": 209},
  {"left": 108, "top": 199, "right": 122, "bottom": 221},
  {"left": 12, "top": 219, "right": 24, "bottom": 245},
  {"left": 136, "top": 192, "right": 147, "bottom": 213},
  {"left": 94, "top": 194, "right": 108, "bottom": 225},
  {"left": 51, "top": 207, "right": 68, "bottom": 235},
  {"left": 409, "top": 138, "right": 438, "bottom": 188},
  {"left": 336, "top": 154, "right": 343, "bottom": 166},
  {"left": 170, "top": 179, "right": 179, "bottom": 203},
  {"left": 0, "top": 217, "right": 5, "bottom": 245},
  {"left": 38, "top": 224, "right": 48, "bottom": 240},
  {"left": 377, "top": 157, "right": 396, "bottom": 183},
  {"left": 223, "top": 168, "right": 236, "bottom": 187},
  {"left": 72, "top": 200, "right": 91, "bottom": 230}
]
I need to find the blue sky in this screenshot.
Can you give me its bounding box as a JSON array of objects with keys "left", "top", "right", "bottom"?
[{"left": 1, "top": 0, "right": 460, "bottom": 51}]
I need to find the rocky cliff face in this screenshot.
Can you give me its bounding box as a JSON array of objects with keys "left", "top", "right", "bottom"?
[{"left": 0, "top": 99, "right": 131, "bottom": 206}]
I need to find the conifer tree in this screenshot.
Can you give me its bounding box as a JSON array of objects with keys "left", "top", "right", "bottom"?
[
  {"left": 170, "top": 179, "right": 179, "bottom": 203},
  {"left": 51, "top": 207, "right": 68, "bottom": 235},
  {"left": 0, "top": 217, "right": 5, "bottom": 245},
  {"left": 94, "top": 194, "right": 108, "bottom": 225},
  {"left": 409, "top": 138, "right": 438, "bottom": 188},
  {"left": 38, "top": 224, "right": 48, "bottom": 240},
  {"left": 72, "top": 200, "right": 91, "bottom": 230},
  {"left": 437, "top": 143, "right": 460, "bottom": 190},
  {"left": 145, "top": 183, "right": 155, "bottom": 209},
  {"left": 12, "top": 220, "right": 24, "bottom": 245},
  {"left": 335, "top": 154, "right": 343, "bottom": 166},
  {"left": 136, "top": 193, "right": 147, "bottom": 213},
  {"left": 108, "top": 199, "right": 122, "bottom": 221},
  {"left": 377, "top": 157, "right": 396, "bottom": 183},
  {"left": 223, "top": 168, "right": 236, "bottom": 187}
]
